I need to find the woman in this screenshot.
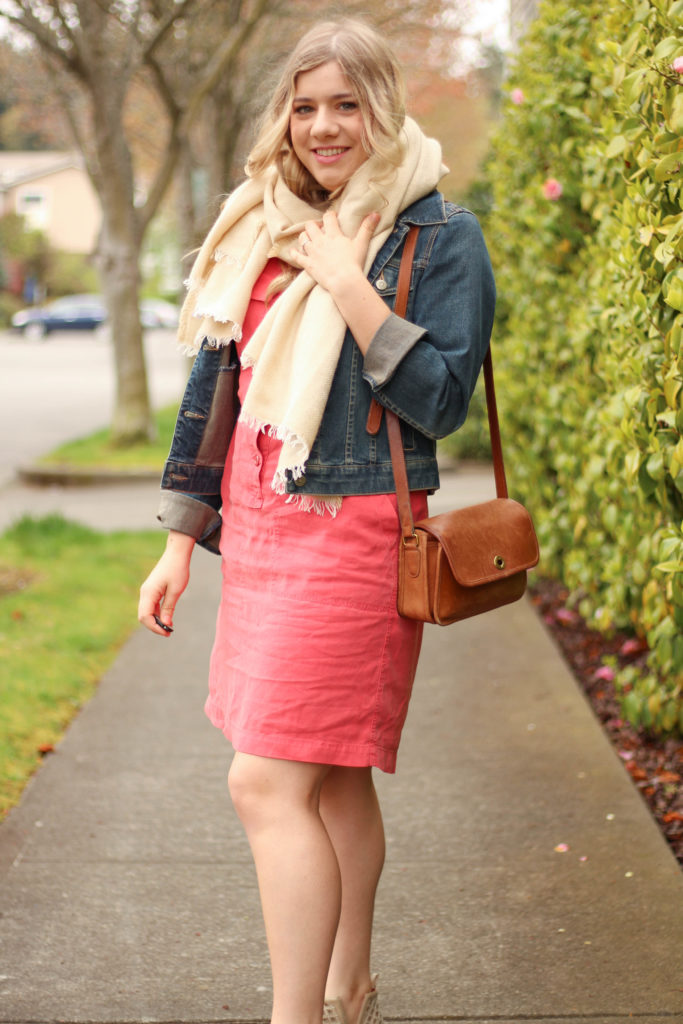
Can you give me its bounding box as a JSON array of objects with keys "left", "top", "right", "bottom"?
[{"left": 139, "top": 19, "right": 495, "bottom": 1024}]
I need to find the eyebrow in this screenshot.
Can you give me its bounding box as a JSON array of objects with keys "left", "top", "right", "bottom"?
[{"left": 293, "top": 92, "right": 355, "bottom": 102}]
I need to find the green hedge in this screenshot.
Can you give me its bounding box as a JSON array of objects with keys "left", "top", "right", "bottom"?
[{"left": 484, "top": 0, "right": 683, "bottom": 733}]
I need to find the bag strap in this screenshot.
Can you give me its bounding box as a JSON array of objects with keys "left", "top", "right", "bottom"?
[{"left": 385, "top": 225, "right": 508, "bottom": 543}]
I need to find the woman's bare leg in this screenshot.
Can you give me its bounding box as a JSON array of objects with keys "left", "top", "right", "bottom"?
[
  {"left": 228, "top": 752, "right": 341, "bottom": 1024},
  {"left": 320, "top": 766, "right": 386, "bottom": 1024}
]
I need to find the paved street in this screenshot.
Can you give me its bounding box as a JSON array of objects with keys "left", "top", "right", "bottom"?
[{"left": 0, "top": 328, "right": 188, "bottom": 487}]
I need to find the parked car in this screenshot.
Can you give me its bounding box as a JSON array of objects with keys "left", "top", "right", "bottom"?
[
  {"left": 11, "top": 294, "right": 106, "bottom": 337},
  {"left": 11, "top": 294, "right": 179, "bottom": 337},
  {"left": 139, "top": 298, "right": 180, "bottom": 329}
]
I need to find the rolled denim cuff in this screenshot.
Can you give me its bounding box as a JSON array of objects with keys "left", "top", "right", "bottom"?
[
  {"left": 157, "top": 491, "right": 222, "bottom": 554},
  {"left": 362, "top": 313, "right": 426, "bottom": 389}
]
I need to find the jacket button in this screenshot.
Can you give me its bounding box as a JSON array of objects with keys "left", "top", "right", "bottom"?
[
  {"left": 295, "top": 475, "right": 307, "bottom": 487},
  {"left": 375, "top": 278, "right": 387, "bottom": 292}
]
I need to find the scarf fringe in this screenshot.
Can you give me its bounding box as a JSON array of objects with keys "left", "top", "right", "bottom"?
[
  {"left": 241, "top": 413, "right": 309, "bottom": 462},
  {"left": 239, "top": 413, "right": 341, "bottom": 516},
  {"left": 283, "top": 492, "right": 342, "bottom": 517},
  {"left": 192, "top": 309, "right": 243, "bottom": 332},
  {"left": 176, "top": 331, "right": 240, "bottom": 357}
]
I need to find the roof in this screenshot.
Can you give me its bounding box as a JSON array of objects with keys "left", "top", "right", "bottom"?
[{"left": 0, "top": 151, "right": 85, "bottom": 190}]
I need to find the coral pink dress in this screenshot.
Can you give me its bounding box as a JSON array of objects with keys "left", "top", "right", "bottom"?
[{"left": 205, "top": 260, "right": 428, "bottom": 773}]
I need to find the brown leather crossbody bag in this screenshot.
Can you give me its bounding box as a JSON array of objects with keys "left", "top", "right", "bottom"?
[{"left": 377, "top": 225, "right": 539, "bottom": 625}]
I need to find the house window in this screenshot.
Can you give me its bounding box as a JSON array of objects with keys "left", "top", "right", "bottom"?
[{"left": 16, "top": 189, "right": 49, "bottom": 231}]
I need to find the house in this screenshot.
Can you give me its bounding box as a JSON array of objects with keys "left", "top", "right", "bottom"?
[{"left": 0, "top": 151, "right": 101, "bottom": 254}]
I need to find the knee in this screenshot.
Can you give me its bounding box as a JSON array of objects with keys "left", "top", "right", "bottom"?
[
  {"left": 228, "top": 756, "right": 270, "bottom": 827},
  {"left": 228, "top": 755, "right": 326, "bottom": 831}
]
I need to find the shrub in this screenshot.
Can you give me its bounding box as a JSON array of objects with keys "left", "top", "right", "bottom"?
[
  {"left": 0, "top": 292, "right": 22, "bottom": 329},
  {"left": 439, "top": 376, "right": 491, "bottom": 462},
  {"left": 0, "top": 211, "right": 99, "bottom": 307},
  {"left": 484, "top": 0, "right": 683, "bottom": 733},
  {"left": 45, "top": 250, "right": 99, "bottom": 297}
]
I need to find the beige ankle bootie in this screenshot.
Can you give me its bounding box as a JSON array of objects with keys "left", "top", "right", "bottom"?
[{"left": 323, "top": 977, "right": 383, "bottom": 1024}]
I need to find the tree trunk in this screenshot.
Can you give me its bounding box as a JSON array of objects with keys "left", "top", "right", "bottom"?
[
  {"left": 97, "top": 223, "right": 152, "bottom": 444},
  {"left": 89, "top": 72, "right": 153, "bottom": 445}
]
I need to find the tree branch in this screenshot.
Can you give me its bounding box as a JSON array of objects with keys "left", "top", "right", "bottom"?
[
  {"left": 137, "top": 0, "right": 276, "bottom": 232},
  {"left": 142, "top": 0, "right": 199, "bottom": 61},
  {"left": 183, "top": 0, "right": 276, "bottom": 127},
  {"left": 0, "top": 5, "right": 85, "bottom": 76},
  {"left": 146, "top": 53, "right": 181, "bottom": 121},
  {"left": 49, "top": 0, "right": 80, "bottom": 55},
  {"left": 137, "top": 116, "right": 182, "bottom": 235},
  {"left": 42, "top": 57, "right": 96, "bottom": 180}
]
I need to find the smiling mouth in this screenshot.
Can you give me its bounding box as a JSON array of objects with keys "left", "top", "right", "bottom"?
[{"left": 313, "top": 147, "right": 349, "bottom": 158}]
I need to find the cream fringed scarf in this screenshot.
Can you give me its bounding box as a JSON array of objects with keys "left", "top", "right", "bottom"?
[{"left": 177, "top": 117, "right": 446, "bottom": 511}]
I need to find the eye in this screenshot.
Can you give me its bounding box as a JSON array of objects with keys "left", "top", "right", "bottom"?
[
  {"left": 293, "top": 104, "right": 314, "bottom": 116},
  {"left": 339, "top": 101, "right": 358, "bottom": 112}
]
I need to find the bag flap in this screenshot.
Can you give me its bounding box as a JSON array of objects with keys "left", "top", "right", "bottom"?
[{"left": 415, "top": 498, "right": 539, "bottom": 587}]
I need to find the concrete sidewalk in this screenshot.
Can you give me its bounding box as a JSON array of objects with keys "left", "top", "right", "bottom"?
[{"left": 1, "top": 468, "right": 682, "bottom": 1024}]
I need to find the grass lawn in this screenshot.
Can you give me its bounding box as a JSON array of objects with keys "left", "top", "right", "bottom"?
[
  {"left": 0, "top": 515, "right": 160, "bottom": 818},
  {"left": 36, "top": 403, "right": 179, "bottom": 472}
]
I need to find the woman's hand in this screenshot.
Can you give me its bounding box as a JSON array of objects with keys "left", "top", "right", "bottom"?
[
  {"left": 291, "top": 209, "right": 379, "bottom": 294},
  {"left": 291, "top": 209, "right": 390, "bottom": 355},
  {"left": 138, "top": 530, "right": 195, "bottom": 636}
]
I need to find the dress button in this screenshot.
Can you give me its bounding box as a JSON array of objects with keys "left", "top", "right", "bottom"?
[
  {"left": 294, "top": 475, "right": 306, "bottom": 487},
  {"left": 253, "top": 453, "right": 262, "bottom": 466}
]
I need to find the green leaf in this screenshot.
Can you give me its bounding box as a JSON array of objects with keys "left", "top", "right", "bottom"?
[
  {"left": 638, "top": 461, "right": 658, "bottom": 496},
  {"left": 621, "top": 69, "right": 646, "bottom": 106},
  {"left": 623, "top": 691, "right": 642, "bottom": 727},
  {"left": 670, "top": 93, "right": 683, "bottom": 135},
  {"left": 663, "top": 272, "right": 683, "bottom": 312},
  {"left": 654, "top": 152, "right": 682, "bottom": 182},
  {"left": 661, "top": 701, "right": 678, "bottom": 732},
  {"left": 625, "top": 449, "right": 641, "bottom": 477},
  {"left": 632, "top": 560, "right": 648, "bottom": 585},
  {"left": 653, "top": 36, "right": 680, "bottom": 60},
  {"left": 606, "top": 134, "right": 628, "bottom": 159}
]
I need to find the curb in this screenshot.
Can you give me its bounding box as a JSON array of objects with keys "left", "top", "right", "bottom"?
[{"left": 17, "top": 464, "right": 162, "bottom": 487}]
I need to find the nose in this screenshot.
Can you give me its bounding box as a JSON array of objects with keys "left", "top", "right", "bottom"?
[{"left": 311, "top": 104, "right": 338, "bottom": 138}]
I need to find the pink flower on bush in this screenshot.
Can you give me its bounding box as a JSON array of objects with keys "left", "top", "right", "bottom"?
[
  {"left": 594, "top": 665, "right": 615, "bottom": 683},
  {"left": 672, "top": 55, "right": 683, "bottom": 73},
  {"left": 511, "top": 88, "right": 525, "bottom": 105},
  {"left": 543, "top": 178, "right": 563, "bottom": 200},
  {"left": 620, "top": 637, "right": 645, "bottom": 657}
]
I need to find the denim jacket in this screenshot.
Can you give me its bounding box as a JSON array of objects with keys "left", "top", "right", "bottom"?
[{"left": 158, "top": 190, "right": 496, "bottom": 553}]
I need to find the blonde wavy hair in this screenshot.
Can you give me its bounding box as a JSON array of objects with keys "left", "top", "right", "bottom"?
[{"left": 246, "top": 19, "right": 407, "bottom": 206}]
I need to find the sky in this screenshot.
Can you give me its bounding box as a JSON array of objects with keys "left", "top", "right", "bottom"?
[{"left": 460, "top": 0, "right": 511, "bottom": 60}]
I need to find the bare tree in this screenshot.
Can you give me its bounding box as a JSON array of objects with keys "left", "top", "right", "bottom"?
[{"left": 0, "top": 0, "right": 272, "bottom": 443}]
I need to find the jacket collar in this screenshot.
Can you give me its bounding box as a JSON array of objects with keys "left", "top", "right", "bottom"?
[
  {"left": 397, "top": 190, "right": 448, "bottom": 226},
  {"left": 369, "top": 191, "right": 450, "bottom": 276}
]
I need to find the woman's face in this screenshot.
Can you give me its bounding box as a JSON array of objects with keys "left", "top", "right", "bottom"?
[{"left": 289, "top": 60, "right": 369, "bottom": 192}]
